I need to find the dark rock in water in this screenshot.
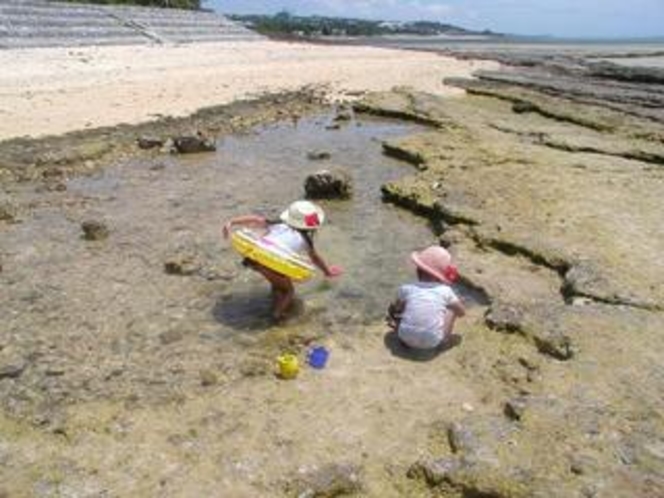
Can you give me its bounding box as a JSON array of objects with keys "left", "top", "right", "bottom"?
[
  {"left": 159, "top": 329, "right": 184, "bottom": 345},
  {"left": 44, "top": 182, "right": 67, "bottom": 192},
  {"left": 287, "top": 463, "right": 362, "bottom": 497},
  {"left": 0, "top": 202, "right": 19, "bottom": 223},
  {"left": 333, "top": 107, "right": 353, "bottom": 122},
  {"left": 307, "top": 150, "right": 332, "bottom": 161},
  {"left": 199, "top": 369, "right": 218, "bottom": 387},
  {"left": 0, "top": 360, "right": 26, "bottom": 379},
  {"left": 164, "top": 253, "right": 199, "bottom": 276},
  {"left": 504, "top": 397, "right": 528, "bottom": 421},
  {"left": 512, "top": 101, "right": 538, "bottom": 114},
  {"left": 137, "top": 136, "right": 165, "bottom": 150},
  {"left": 150, "top": 162, "right": 167, "bottom": 171},
  {"left": 325, "top": 123, "right": 342, "bottom": 130},
  {"left": 304, "top": 169, "right": 352, "bottom": 200},
  {"left": 81, "top": 220, "right": 109, "bottom": 241},
  {"left": 172, "top": 133, "right": 216, "bottom": 154}
]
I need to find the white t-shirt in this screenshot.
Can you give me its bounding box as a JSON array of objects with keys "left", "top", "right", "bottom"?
[
  {"left": 262, "top": 223, "right": 309, "bottom": 255},
  {"left": 396, "top": 282, "right": 460, "bottom": 349}
]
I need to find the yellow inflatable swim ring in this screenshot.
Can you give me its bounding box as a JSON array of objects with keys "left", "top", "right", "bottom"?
[{"left": 230, "top": 228, "right": 315, "bottom": 282}]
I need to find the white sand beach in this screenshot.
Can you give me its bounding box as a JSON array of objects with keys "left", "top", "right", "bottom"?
[{"left": 0, "top": 40, "right": 495, "bottom": 140}]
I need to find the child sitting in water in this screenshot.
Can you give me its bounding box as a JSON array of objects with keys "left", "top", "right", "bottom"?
[
  {"left": 387, "top": 245, "right": 465, "bottom": 350},
  {"left": 223, "top": 200, "right": 342, "bottom": 321}
]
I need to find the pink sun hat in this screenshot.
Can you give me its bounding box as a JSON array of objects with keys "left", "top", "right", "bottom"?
[{"left": 411, "top": 245, "right": 459, "bottom": 284}]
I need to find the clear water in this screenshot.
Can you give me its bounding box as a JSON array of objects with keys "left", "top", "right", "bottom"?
[
  {"left": 2, "top": 113, "right": 481, "bottom": 352},
  {"left": 208, "top": 115, "right": 451, "bottom": 332}
]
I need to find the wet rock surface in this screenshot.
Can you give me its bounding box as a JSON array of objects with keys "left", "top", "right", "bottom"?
[{"left": 354, "top": 53, "right": 664, "bottom": 496}]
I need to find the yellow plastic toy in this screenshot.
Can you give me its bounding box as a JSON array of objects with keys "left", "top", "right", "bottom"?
[
  {"left": 230, "top": 228, "right": 315, "bottom": 282},
  {"left": 277, "top": 354, "right": 300, "bottom": 379}
]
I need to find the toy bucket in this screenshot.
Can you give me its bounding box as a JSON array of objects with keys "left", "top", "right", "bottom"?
[
  {"left": 307, "top": 346, "right": 329, "bottom": 370},
  {"left": 277, "top": 354, "right": 299, "bottom": 379}
]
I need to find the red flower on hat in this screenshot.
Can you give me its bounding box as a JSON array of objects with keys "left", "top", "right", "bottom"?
[
  {"left": 304, "top": 212, "right": 320, "bottom": 227},
  {"left": 444, "top": 265, "right": 459, "bottom": 283}
]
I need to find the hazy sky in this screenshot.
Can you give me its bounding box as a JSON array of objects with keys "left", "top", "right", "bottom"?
[{"left": 209, "top": 0, "right": 664, "bottom": 38}]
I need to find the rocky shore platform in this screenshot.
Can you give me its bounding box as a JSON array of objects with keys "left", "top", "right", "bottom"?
[
  {"left": 1, "top": 47, "right": 663, "bottom": 497},
  {"left": 354, "top": 50, "right": 664, "bottom": 496}
]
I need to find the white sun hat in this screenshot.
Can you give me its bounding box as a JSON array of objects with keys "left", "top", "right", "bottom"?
[{"left": 280, "top": 200, "right": 326, "bottom": 230}]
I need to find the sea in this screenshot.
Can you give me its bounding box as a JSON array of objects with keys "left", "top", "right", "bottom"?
[{"left": 351, "top": 35, "right": 664, "bottom": 68}]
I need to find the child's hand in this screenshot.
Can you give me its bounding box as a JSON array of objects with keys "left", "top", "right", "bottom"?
[
  {"left": 326, "top": 265, "right": 343, "bottom": 278},
  {"left": 222, "top": 222, "right": 232, "bottom": 239}
]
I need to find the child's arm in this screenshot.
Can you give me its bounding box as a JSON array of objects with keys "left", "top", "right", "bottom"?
[
  {"left": 306, "top": 246, "right": 343, "bottom": 278},
  {"left": 442, "top": 299, "right": 465, "bottom": 337},
  {"left": 386, "top": 299, "right": 405, "bottom": 331},
  {"left": 222, "top": 215, "right": 268, "bottom": 238},
  {"left": 448, "top": 299, "right": 466, "bottom": 318}
]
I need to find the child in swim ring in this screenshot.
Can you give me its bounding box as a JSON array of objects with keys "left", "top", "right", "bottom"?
[
  {"left": 223, "top": 200, "right": 342, "bottom": 320},
  {"left": 387, "top": 245, "right": 465, "bottom": 349}
]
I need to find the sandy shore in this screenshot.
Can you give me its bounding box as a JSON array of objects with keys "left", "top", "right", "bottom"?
[{"left": 0, "top": 40, "right": 495, "bottom": 140}]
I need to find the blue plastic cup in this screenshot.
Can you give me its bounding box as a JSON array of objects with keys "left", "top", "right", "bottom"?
[{"left": 308, "top": 346, "right": 329, "bottom": 369}]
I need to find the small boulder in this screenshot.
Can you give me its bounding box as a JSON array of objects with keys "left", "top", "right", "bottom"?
[
  {"left": 172, "top": 133, "right": 216, "bottom": 154},
  {"left": 164, "top": 254, "right": 199, "bottom": 276},
  {"left": 0, "top": 202, "right": 19, "bottom": 223},
  {"left": 159, "top": 329, "right": 184, "bottom": 345},
  {"left": 288, "top": 463, "right": 363, "bottom": 497},
  {"left": 333, "top": 107, "right": 353, "bottom": 122},
  {"left": 503, "top": 397, "right": 528, "bottom": 421},
  {"left": 304, "top": 169, "right": 352, "bottom": 200},
  {"left": 199, "top": 369, "right": 219, "bottom": 387},
  {"left": 137, "top": 136, "right": 165, "bottom": 150},
  {"left": 408, "top": 457, "right": 531, "bottom": 496},
  {"left": 0, "top": 358, "right": 26, "bottom": 380},
  {"left": 407, "top": 457, "right": 462, "bottom": 487},
  {"left": 485, "top": 302, "right": 525, "bottom": 333},
  {"left": 81, "top": 220, "right": 109, "bottom": 241},
  {"left": 307, "top": 150, "right": 332, "bottom": 161},
  {"left": 512, "top": 101, "right": 538, "bottom": 114}
]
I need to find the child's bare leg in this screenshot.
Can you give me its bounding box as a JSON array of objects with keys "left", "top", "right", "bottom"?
[
  {"left": 273, "top": 280, "right": 295, "bottom": 320},
  {"left": 442, "top": 312, "right": 458, "bottom": 341},
  {"left": 252, "top": 264, "right": 294, "bottom": 319}
]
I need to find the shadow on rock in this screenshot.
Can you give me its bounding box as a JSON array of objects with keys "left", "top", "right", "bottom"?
[{"left": 384, "top": 331, "right": 462, "bottom": 362}]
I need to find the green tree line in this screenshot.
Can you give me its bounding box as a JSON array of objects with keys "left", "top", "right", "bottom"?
[{"left": 230, "top": 11, "right": 488, "bottom": 37}]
